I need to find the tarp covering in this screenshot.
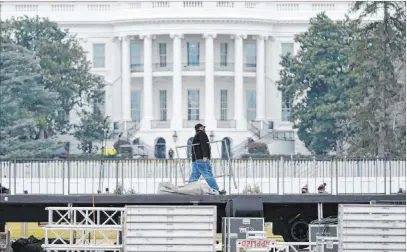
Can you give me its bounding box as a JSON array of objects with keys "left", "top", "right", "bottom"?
[
  {"left": 11, "top": 236, "right": 64, "bottom": 252},
  {"left": 158, "top": 181, "right": 216, "bottom": 195}
]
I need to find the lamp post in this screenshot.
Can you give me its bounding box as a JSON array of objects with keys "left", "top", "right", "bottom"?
[
  {"left": 172, "top": 131, "right": 178, "bottom": 143},
  {"left": 209, "top": 131, "right": 215, "bottom": 141}
]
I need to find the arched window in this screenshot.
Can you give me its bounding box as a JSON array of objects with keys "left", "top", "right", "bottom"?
[
  {"left": 221, "top": 137, "right": 231, "bottom": 160},
  {"left": 187, "top": 137, "right": 194, "bottom": 159},
  {"left": 154, "top": 138, "right": 166, "bottom": 159}
]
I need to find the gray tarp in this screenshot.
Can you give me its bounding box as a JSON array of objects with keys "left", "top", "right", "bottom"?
[{"left": 158, "top": 181, "right": 215, "bottom": 195}]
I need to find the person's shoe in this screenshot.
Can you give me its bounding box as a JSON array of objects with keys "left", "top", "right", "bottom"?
[
  {"left": 218, "top": 190, "right": 226, "bottom": 195},
  {"left": 209, "top": 189, "right": 219, "bottom": 195}
]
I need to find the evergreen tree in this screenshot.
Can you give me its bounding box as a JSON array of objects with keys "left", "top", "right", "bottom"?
[
  {"left": 277, "top": 14, "right": 356, "bottom": 155},
  {"left": 0, "top": 39, "right": 60, "bottom": 158},
  {"left": 349, "top": 2, "right": 406, "bottom": 156},
  {"left": 2, "top": 16, "right": 107, "bottom": 137}
]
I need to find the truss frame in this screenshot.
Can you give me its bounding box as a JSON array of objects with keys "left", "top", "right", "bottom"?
[{"left": 43, "top": 207, "right": 125, "bottom": 252}]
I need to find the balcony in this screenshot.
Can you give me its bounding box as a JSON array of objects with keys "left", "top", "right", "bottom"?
[
  {"left": 182, "top": 62, "right": 205, "bottom": 71},
  {"left": 217, "top": 120, "right": 236, "bottom": 128},
  {"left": 214, "top": 62, "right": 234, "bottom": 72},
  {"left": 0, "top": 2, "right": 369, "bottom": 25},
  {"left": 131, "top": 63, "right": 144, "bottom": 72},
  {"left": 183, "top": 119, "right": 204, "bottom": 128},
  {"left": 151, "top": 120, "right": 171, "bottom": 128},
  {"left": 243, "top": 63, "right": 256, "bottom": 72},
  {"left": 153, "top": 63, "right": 173, "bottom": 72}
]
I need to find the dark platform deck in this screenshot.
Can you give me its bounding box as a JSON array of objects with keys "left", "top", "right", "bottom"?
[{"left": 1, "top": 194, "right": 405, "bottom": 205}]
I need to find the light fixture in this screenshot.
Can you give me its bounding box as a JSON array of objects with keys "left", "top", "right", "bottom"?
[
  {"left": 172, "top": 131, "right": 178, "bottom": 142},
  {"left": 209, "top": 131, "right": 215, "bottom": 141}
]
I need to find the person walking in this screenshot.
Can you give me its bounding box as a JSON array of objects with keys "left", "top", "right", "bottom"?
[{"left": 189, "top": 123, "right": 226, "bottom": 195}]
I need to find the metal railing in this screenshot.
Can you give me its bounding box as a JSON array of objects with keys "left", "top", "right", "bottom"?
[
  {"left": 183, "top": 119, "right": 204, "bottom": 128},
  {"left": 217, "top": 119, "right": 236, "bottom": 128},
  {"left": 0, "top": 158, "right": 405, "bottom": 196},
  {"left": 151, "top": 120, "right": 171, "bottom": 128},
  {"left": 130, "top": 63, "right": 144, "bottom": 72},
  {"left": 214, "top": 62, "right": 234, "bottom": 71},
  {"left": 182, "top": 62, "right": 205, "bottom": 71},
  {"left": 152, "top": 62, "right": 173, "bottom": 71}
]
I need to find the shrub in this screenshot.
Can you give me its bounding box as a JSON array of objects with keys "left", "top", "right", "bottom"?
[{"left": 248, "top": 142, "right": 269, "bottom": 154}]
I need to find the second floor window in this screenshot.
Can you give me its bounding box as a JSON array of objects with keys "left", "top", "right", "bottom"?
[
  {"left": 130, "top": 42, "right": 142, "bottom": 68},
  {"left": 245, "top": 43, "right": 256, "bottom": 67},
  {"left": 159, "top": 90, "right": 167, "bottom": 121},
  {"left": 93, "top": 43, "right": 105, "bottom": 68},
  {"left": 188, "top": 90, "right": 199, "bottom": 120},
  {"left": 159, "top": 43, "right": 167, "bottom": 67},
  {"left": 246, "top": 90, "right": 256, "bottom": 121},
  {"left": 282, "top": 94, "right": 292, "bottom": 121},
  {"left": 220, "top": 43, "right": 228, "bottom": 66},
  {"left": 281, "top": 43, "right": 294, "bottom": 57},
  {"left": 187, "top": 42, "right": 200, "bottom": 66},
  {"left": 131, "top": 91, "right": 141, "bottom": 121},
  {"left": 220, "top": 90, "right": 228, "bottom": 120}
]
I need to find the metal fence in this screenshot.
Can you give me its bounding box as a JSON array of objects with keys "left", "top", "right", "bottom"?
[{"left": 0, "top": 158, "right": 405, "bottom": 195}]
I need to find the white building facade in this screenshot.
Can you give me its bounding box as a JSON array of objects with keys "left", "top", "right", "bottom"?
[{"left": 1, "top": 0, "right": 354, "bottom": 158}]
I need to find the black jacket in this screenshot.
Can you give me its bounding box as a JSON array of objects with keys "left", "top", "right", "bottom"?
[{"left": 191, "top": 131, "right": 211, "bottom": 161}]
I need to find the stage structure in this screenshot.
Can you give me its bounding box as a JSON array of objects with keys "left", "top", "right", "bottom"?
[
  {"left": 42, "top": 206, "right": 124, "bottom": 252},
  {"left": 175, "top": 139, "right": 238, "bottom": 192}
]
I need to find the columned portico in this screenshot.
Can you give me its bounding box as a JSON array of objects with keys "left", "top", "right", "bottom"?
[
  {"left": 204, "top": 33, "right": 216, "bottom": 129},
  {"left": 141, "top": 34, "right": 154, "bottom": 129},
  {"left": 256, "top": 35, "right": 266, "bottom": 122},
  {"left": 121, "top": 35, "right": 132, "bottom": 123},
  {"left": 171, "top": 33, "right": 183, "bottom": 129},
  {"left": 233, "top": 34, "right": 246, "bottom": 129}
]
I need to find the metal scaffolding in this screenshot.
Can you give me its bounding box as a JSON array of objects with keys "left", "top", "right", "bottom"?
[
  {"left": 42, "top": 206, "right": 124, "bottom": 252},
  {"left": 175, "top": 139, "right": 238, "bottom": 192}
]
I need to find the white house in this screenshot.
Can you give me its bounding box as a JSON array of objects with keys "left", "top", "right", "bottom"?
[{"left": 0, "top": 0, "right": 355, "bottom": 158}]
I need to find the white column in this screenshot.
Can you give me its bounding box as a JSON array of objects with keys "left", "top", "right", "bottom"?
[
  {"left": 256, "top": 35, "right": 266, "bottom": 122},
  {"left": 121, "top": 35, "right": 131, "bottom": 122},
  {"left": 233, "top": 34, "right": 246, "bottom": 129},
  {"left": 203, "top": 33, "right": 216, "bottom": 129},
  {"left": 170, "top": 33, "right": 183, "bottom": 129},
  {"left": 140, "top": 34, "right": 153, "bottom": 129}
]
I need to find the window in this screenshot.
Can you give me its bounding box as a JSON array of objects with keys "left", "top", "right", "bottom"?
[
  {"left": 159, "top": 90, "right": 167, "bottom": 121},
  {"left": 131, "top": 91, "right": 141, "bottom": 121},
  {"left": 188, "top": 90, "right": 199, "bottom": 120},
  {"left": 245, "top": 43, "right": 256, "bottom": 67},
  {"left": 281, "top": 43, "right": 294, "bottom": 57},
  {"left": 93, "top": 43, "right": 105, "bottom": 68},
  {"left": 187, "top": 42, "right": 200, "bottom": 66},
  {"left": 282, "top": 94, "right": 292, "bottom": 121},
  {"left": 159, "top": 43, "right": 167, "bottom": 67},
  {"left": 220, "top": 90, "right": 228, "bottom": 120},
  {"left": 220, "top": 42, "right": 228, "bottom": 66},
  {"left": 154, "top": 137, "right": 166, "bottom": 159},
  {"left": 130, "top": 42, "right": 142, "bottom": 68},
  {"left": 246, "top": 90, "right": 256, "bottom": 121}
]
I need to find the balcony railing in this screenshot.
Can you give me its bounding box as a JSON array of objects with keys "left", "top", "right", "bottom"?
[
  {"left": 183, "top": 119, "right": 204, "bottom": 128},
  {"left": 182, "top": 62, "right": 205, "bottom": 71},
  {"left": 243, "top": 63, "right": 256, "bottom": 72},
  {"left": 217, "top": 120, "right": 236, "bottom": 128},
  {"left": 151, "top": 120, "right": 171, "bottom": 128},
  {"left": 1, "top": 2, "right": 377, "bottom": 24},
  {"left": 153, "top": 62, "right": 173, "bottom": 72},
  {"left": 130, "top": 63, "right": 144, "bottom": 72},
  {"left": 214, "top": 62, "right": 234, "bottom": 71}
]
